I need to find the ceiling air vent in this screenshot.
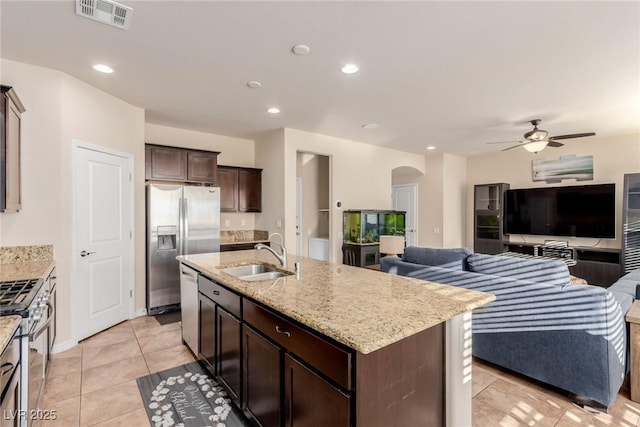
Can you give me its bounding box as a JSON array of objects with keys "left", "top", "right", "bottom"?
[{"left": 75, "top": 0, "right": 133, "bottom": 30}]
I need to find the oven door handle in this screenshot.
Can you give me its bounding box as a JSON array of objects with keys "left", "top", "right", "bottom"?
[{"left": 30, "top": 301, "right": 54, "bottom": 342}]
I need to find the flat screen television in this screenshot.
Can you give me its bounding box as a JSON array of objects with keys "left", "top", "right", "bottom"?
[{"left": 504, "top": 184, "right": 615, "bottom": 238}]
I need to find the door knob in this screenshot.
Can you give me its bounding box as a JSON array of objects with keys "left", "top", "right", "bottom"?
[{"left": 80, "top": 251, "right": 96, "bottom": 257}]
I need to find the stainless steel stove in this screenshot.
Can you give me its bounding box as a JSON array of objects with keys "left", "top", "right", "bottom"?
[
  {"left": 0, "top": 278, "right": 43, "bottom": 316},
  {"left": 0, "top": 277, "right": 52, "bottom": 427}
]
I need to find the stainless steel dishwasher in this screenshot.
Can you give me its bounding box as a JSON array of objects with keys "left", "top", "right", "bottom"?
[{"left": 179, "top": 264, "right": 199, "bottom": 356}]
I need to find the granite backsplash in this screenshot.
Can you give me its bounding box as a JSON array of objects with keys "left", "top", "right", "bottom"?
[
  {"left": 0, "top": 245, "right": 54, "bottom": 264},
  {"left": 220, "top": 230, "right": 269, "bottom": 244}
]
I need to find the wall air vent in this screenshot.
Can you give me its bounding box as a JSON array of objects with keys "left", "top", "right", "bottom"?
[{"left": 75, "top": 0, "right": 133, "bottom": 30}]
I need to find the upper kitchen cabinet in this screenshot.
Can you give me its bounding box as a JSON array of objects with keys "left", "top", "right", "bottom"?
[
  {"left": 187, "top": 150, "right": 218, "bottom": 183},
  {"left": 145, "top": 144, "right": 219, "bottom": 184},
  {"left": 238, "top": 168, "right": 262, "bottom": 212},
  {"left": 217, "top": 166, "right": 239, "bottom": 212},
  {"left": 1, "top": 85, "right": 26, "bottom": 213},
  {"left": 218, "top": 166, "right": 262, "bottom": 212}
]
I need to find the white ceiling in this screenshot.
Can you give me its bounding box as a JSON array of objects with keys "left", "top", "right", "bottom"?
[{"left": 1, "top": 1, "right": 639, "bottom": 156}]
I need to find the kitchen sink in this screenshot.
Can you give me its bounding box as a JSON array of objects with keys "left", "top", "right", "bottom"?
[
  {"left": 221, "top": 264, "right": 292, "bottom": 282},
  {"left": 239, "top": 271, "right": 291, "bottom": 281}
]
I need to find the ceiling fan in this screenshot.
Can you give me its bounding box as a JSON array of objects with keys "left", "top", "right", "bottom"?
[{"left": 487, "top": 119, "right": 596, "bottom": 153}]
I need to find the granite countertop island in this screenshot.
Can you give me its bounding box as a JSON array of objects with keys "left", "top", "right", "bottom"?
[{"left": 178, "top": 250, "right": 494, "bottom": 354}]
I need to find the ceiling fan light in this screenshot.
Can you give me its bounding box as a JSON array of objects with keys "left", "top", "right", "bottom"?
[{"left": 523, "top": 140, "right": 548, "bottom": 153}]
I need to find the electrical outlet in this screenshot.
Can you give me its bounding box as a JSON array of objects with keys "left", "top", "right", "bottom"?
[
  {"left": 433, "top": 227, "right": 440, "bottom": 234},
  {"left": 224, "top": 219, "right": 231, "bottom": 227},
  {"left": 276, "top": 219, "right": 282, "bottom": 229},
  {"left": 241, "top": 219, "right": 246, "bottom": 226}
]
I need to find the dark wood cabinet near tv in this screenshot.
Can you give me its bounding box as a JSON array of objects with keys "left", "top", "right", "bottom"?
[
  {"left": 218, "top": 165, "right": 262, "bottom": 212},
  {"left": 474, "top": 183, "right": 509, "bottom": 254},
  {"left": 622, "top": 173, "right": 640, "bottom": 274},
  {"left": 506, "top": 243, "right": 621, "bottom": 287},
  {"left": 145, "top": 144, "right": 219, "bottom": 184},
  {"left": 1, "top": 85, "right": 26, "bottom": 213}
]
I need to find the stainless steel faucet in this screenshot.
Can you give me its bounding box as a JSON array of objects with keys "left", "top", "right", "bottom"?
[{"left": 255, "top": 238, "right": 287, "bottom": 268}]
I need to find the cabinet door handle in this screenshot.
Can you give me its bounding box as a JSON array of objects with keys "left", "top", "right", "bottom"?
[
  {"left": 213, "top": 290, "right": 220, "bottom": 296},
  {"left": 275, "top": 326, "right": 291, "bottom": 337}
]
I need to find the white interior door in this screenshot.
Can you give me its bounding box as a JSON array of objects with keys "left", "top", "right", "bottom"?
[
  {"left": 73, "top": 142, "right": 133, "bottom": 341},
  {"left": 392, "top": 184, "right": 418, "bottom": 247}
]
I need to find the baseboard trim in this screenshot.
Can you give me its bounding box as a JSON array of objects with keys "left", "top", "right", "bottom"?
[
  {"left": 134, "top": 307, "right": 148, "bottom": 318},
  {"left": 51, "top": 339, "right": 78, "bottom": 354}
]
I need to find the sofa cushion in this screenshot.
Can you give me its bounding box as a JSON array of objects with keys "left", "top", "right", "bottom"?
[
  {"left": 608, "top": 268, "right": 640, "bottom": 301},
  {"left": 467, "top": 253, "right": 570, "bottom": 287},
  {"left": 401, "top": 246, "right": 473, "bottom": 270}
]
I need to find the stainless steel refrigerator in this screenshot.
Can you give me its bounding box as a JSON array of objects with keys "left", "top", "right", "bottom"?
[{"left": 146, "top": 183, "right": 220, "bottom": 314}]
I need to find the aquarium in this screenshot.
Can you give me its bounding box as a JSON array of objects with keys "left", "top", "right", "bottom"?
[{"left": 342, "top": 210, "right": 406, "bottom": 245}]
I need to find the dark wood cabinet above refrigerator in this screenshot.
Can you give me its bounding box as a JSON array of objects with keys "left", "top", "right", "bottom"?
[
  {"left": 145, "top": 143, "right": 219, "bottom": 184},
  {"left": 1, "top": 85, "right": 26, "bottom": 213}
]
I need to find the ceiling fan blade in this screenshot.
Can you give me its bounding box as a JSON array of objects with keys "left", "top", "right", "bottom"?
[
  {"left": 486, "top": 140, "right": 522, "bottom": 145},
  {"left": 548, "top": 132, "right": 595, "bottom": 140},
  {"left": 501, "top": 144, "right": 525, "bottom": 152},
  {"left": 547, "top": 140, "right": 564, "bottom": 147}
]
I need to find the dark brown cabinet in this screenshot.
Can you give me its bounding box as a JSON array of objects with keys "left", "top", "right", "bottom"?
[
  {"left": 198, "top": 293, "right": 216, "bottom": 372},
  {"left": 217, "top": 307, "right": 241, "bottom": 404},
  {"left": 145, "top": 144, "right": 219, "bottom": 184},
  {"left": 1, "top": 86, "right": 25, "bottom": 213},
  {"left": 242, "top": 325, "right": 282, "bottom": 427},
  {"left": 198, "top": 275, "right": 243, "bottom": 404},
  {"left": 238, "top": 168, "right": 262, "bottom": 212},
  {"left": 242, "top": 299, "right": 351, "bottom": 427},
  {"left": 187, "top": 150, "right": 218, "bottom": 183},
  {"left": 217, "top": 166, "right": 239, "bottom": 211},
  {"left": 474, "top": 183, "right": 509, "bottom": 254},
  {"left": 218, "top": 166, "right": 262, "bottom": 212},
  {"left": 284, "top": 354, "right": 351, "bottom": 427}
]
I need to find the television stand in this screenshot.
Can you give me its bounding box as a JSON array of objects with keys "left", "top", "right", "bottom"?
[{"left": 504, "top": 243, "right": 621, "bottom": 287}]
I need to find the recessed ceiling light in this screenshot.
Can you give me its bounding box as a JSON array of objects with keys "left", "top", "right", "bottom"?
[
  {"left": 246, "top": 81, "right": 262, "bottom": 89},
  {"left": 92, "top": 64, "right": 114, "bottom": 74},
  {"left": 291, "top": 44, "right": 310, "bottom": 55},
  {"left": 426, "top": 146, "right": 436, "bottom": 150},
  {"left": 340, "top": 64, "right": 359, "bottom": 74},
  {"left": 361, "top": 123, "right": 379, "bottom": 129},
  {"left": 266, "top": 107, "right": 281, "bottom": 114}
]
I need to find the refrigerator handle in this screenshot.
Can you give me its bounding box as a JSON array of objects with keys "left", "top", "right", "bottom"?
[
  {"left": 183, "top": 197, "right": 189, "bottom": 255},
  {"left": 178, "top": 197, "right": 184, "bottom": 255}
]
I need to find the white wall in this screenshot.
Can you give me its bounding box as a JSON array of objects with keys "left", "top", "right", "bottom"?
[
  {"left": 466, "top": 133, "right": 640, "bottom": 249},
  {"left": 1, "top": 59, "right": 145, "bottom": 347},
  {"left": 145, "top": 123, "right": 257, "bottom": 231},
  {"left": 282, "top": 128, "right": 426, "bottom": 262},
  {"left": 255, "top": 129, "right": 286, "bottom": 238},
  {"left": 442, "top": 154, "right": 468, "bottom": 247},
  {"left": 396, "top": 153, "right": 467, "bottom": 248}
]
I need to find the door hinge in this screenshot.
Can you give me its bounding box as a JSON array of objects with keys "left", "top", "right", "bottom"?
[
  {"left": 129, "top": 172, "right": 132, "bottom": 182},
  {"left": 129, "top": 230, "right": 132, "bottom": 239},
  {"left": 130, "top": 289, "right": 133, "bottom": 298}
]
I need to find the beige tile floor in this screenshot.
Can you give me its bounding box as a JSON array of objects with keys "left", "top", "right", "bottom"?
[{"left": 35, "top": 316, "right": 640, "bottom": 427}]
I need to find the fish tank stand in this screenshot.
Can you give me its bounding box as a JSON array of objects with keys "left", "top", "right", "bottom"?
[{"left": 342, "top": 209, "right": 406, "bottom": 267}]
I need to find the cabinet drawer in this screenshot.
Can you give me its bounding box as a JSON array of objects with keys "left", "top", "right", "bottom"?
[
  {"left": 243, "top": 299, "right": 351, "bottom": 390},
  {"left": 0, "top": 335, "right": 19, "bottom": 393},
  {"left": 198, "top": 276, "right": 241, "bottom": 318}
]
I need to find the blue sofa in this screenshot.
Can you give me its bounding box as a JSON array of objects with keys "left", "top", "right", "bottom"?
[{"left": 381, "top": 247, "right": 635, "bottom": 409}]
